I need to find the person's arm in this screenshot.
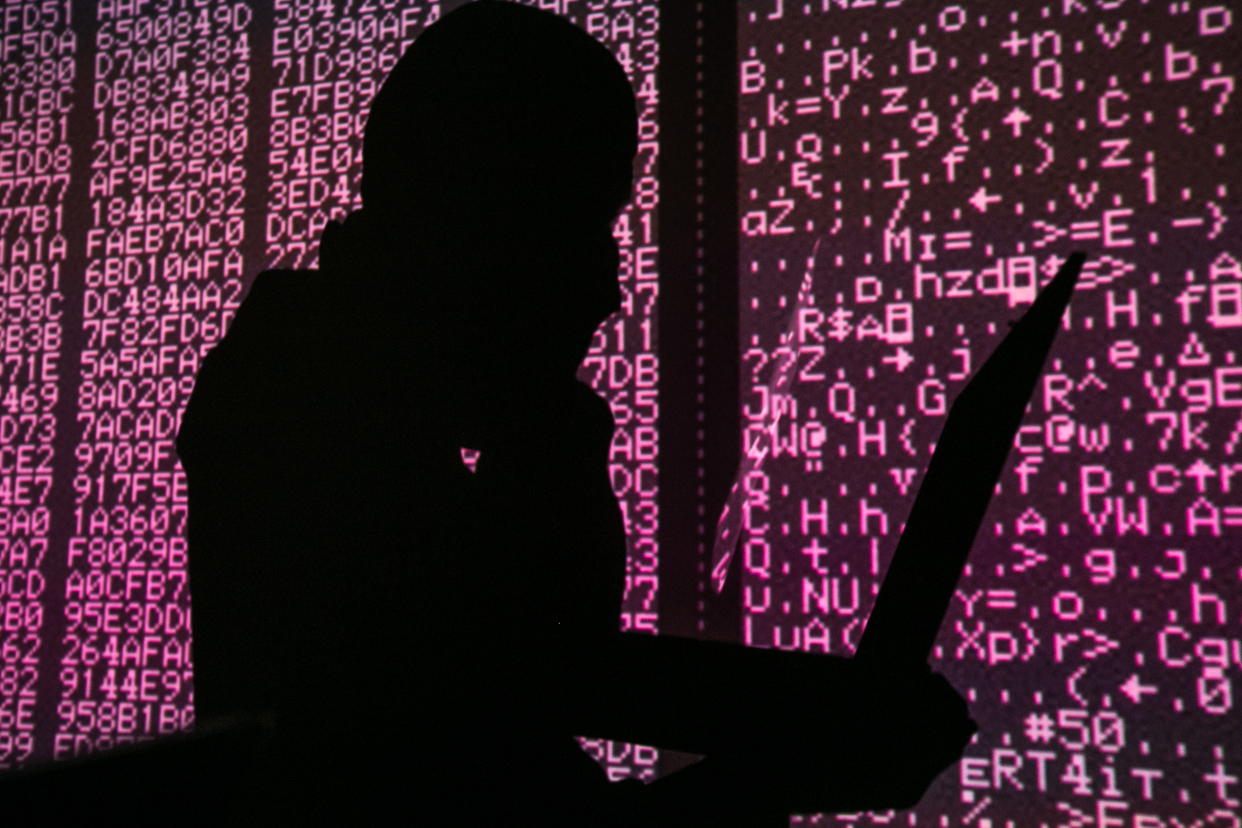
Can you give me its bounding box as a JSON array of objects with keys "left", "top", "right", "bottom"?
[
  {"left": 557, "top": 630, "right": 974, "bottom": 821},
  {"left": 484, "top": 380, "right": 974, "bottom": 815},
  {"left": 558, "top": 630, "right": 857, "bottom": 755}
]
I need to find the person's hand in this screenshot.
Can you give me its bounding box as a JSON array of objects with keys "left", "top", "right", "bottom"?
[
  {"left": 752, "top": 664, "right": 977, "bottom": 814},
  {"left": 633, "top": 664, "right": 975, "bottom": 826}
]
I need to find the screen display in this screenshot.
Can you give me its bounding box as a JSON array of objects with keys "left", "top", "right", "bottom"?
[
  {"left": 738, "top": 0, "right": 1239, "bottom": 825},
  {"left": 0, "top": 0, "right": 660, "bottom": 787}
]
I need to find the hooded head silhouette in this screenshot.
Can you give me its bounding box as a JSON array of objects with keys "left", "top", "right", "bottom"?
[
  {"left": 323, "top": 1, "right": 638, "bottom": 445},
  {"left": 362, "top": 1, "right": 637, "bottom": 229}
]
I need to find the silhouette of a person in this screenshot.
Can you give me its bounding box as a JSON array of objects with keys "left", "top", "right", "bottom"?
[{"left": 174, "top": 2, "right": 976, "bottom": 825}]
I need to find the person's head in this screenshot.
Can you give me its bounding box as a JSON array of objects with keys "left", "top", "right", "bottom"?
[
  {"left": 355, "top": 1, "right": 637, "bottom": 397},
  {"left": 363, "top": 1, "right": 637, "bottom": 228}
]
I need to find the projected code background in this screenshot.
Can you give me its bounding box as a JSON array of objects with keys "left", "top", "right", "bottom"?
[
  {"left": 0, "top": 0, "right": 661, "bottom": 786},
  {"left": 737, "top": 0, "right": 1239, "bottom": 826}
]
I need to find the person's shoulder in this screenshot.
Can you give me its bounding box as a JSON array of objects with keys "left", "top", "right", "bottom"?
[
  {"left": 244, "top": 266, "right": 329, "bottom": 295},
  {"left": 230, "top": 268, "right": 322, "bottom": 330},
  {"left": 219, "top": 267, "right": 357, "bottom": 363},
  {"left": 176, "top": 269, "right": 320, "bottom": 456}
]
